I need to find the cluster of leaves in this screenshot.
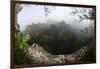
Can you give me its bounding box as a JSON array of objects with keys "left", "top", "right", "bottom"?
[
  {"left": 23, "top": 21, "right": 92, "bottom": 54},
  {"left": 14, "top": 32, "right": 33, "bottom": 65}
]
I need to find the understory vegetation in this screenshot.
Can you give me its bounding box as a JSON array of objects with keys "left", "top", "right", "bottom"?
[{"left": 15, "top": 32, "right": 33, "bottom": 65}]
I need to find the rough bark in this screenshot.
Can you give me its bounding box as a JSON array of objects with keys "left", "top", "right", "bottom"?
[{"left": 15, "top": 4, "right": 22, "bottom": 32}]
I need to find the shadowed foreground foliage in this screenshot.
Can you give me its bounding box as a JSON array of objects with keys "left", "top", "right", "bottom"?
[{"left": 15, "top": 32, "right": 34, "bottom": 65}]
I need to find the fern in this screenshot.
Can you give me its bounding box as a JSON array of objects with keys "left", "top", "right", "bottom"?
[{"left": 14, "top": 32, "right": 33, "bottom": 65}]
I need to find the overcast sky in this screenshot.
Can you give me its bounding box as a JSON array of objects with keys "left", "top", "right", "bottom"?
[{"left": 17, "top": 4, "right": 93, "bottom": 31}]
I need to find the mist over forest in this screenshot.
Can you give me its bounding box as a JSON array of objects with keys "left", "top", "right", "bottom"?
[
  {"left": 14, "top": 4, "right": 95, "bottom": 65},
  {"left": 22, "top": 19, "right": 94, "bottom": 54}
]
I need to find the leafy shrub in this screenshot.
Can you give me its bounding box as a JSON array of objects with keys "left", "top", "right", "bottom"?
[{"left": 14, "top": 32, "right": 33, "bottom": 65}]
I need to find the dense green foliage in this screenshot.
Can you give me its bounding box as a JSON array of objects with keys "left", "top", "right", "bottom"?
[{"left": 15, "top": 32, "right": 33, "bottom": 65}]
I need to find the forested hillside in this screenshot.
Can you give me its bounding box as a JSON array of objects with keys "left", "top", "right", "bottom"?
[
  {"left": 14, "top": 3, "right": 95, "bottom": 65},
  {"left": 23, "top": 20, "right": 94, "bottom": 54}
]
